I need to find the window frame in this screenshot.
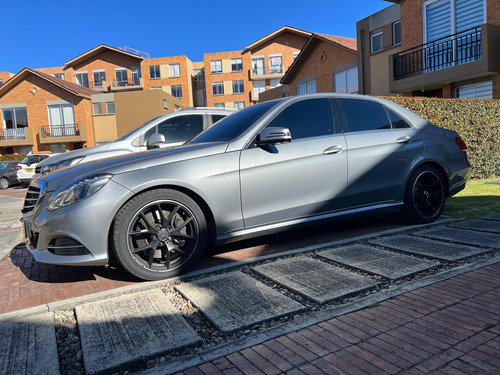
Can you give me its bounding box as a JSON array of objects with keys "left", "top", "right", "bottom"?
[
  {"left": 149, "top": 65, "right": 161, "bottom": 79},
  {"left": 169, "top": 64, "right": 181, "bottom": 78},
  {"left": 232, "top": 80, "right": 244, "bottom": 94},
  {"left": 231, "top": 58, "right": 243, "bottom": 72},
  {"left": 170, "top": 84, "right": 183, "bottom": 98},
  {"left": 370, "top": 30, "right": 384, "bottom": 53},
  {"left": 93, "top": 69, "right": 106, "bottom": 88},
  {"left": 210, "top": 60, "right": 223, "bottom": 74},
  {"left": 75, "top": 71, "right": 89, "bottom": 88},
  {"left": 234, "top": 101, "right": 245, "bottom": 110},
  {"left": 393, "top": 21, "right": 401, "bottom": 46},
  {"left": 212, "top": 82, "right": 224, "bottom": 96},
  {"left": 106, "top": 102, "right": 115, "bottom": 114},
  {"left": 93, "top": 103, "right": 102, "bottom": 115},
  {"left": 54, "top": 73, "right": 65, "bottom": 80}
]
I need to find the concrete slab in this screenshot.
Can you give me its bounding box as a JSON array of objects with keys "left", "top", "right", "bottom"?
[
  {"left": 317, "top": 245, "right": 440, "bottom": 280},
  {"left": 252, "top": 256, "right": 379, "bottom": 303},
  {"left": 175, "top": 271, "right": 305, "bottom": 333},
  {"left": 370, "top": 234, "right": 491, "bottom": 261},
  {"left": 76, "top": 289, "right": 201, "bottom": 375},
  {"left": 449, "top": 219, "right": 500, "bottom": 234},
  {"left": 482, "top": 213, "right": 500, "bottom": 222},
  {"left": 414, "top": 227, "right": 500, "bottom": 249},
  {"left": 0, "top": 313, "right": 60, "bottom": 375}
]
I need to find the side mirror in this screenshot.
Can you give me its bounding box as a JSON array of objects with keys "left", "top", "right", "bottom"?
[
  {"left": 256, "top": 127, "right": 292, "bottom": 146},
  {"left": 147, "top": 133, "right": 166, "bottom": 149}
]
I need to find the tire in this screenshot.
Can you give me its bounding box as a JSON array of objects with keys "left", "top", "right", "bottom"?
[
  {"left": 400, "top": 165, "right": 446, "bottom": 224},
  {"left": 112, "top": 189, "right": 207, "bottom": 280},
  {"left": 0, "top": 178, "right": 8, "bottom": 189}
]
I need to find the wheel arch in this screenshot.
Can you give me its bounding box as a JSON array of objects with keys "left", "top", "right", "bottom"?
[
  {"left": 107, "top": 184, "right": 217, "bottom": 259},
  {"left": 406, "top": 159, "right": 450, "bottom": 199}
]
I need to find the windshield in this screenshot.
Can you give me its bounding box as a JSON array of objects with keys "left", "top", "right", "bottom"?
[
  {"left": 189, "top": 100, "right": 280, "bottom": 144},
  {"left": 113, "top": 115, "right": 164, "bottom": 143},
  {"left": 20, "top": 155, "right": 48, "bottom": 164}
]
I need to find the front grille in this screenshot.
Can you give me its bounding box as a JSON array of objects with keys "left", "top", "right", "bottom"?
[
  {"left": 22, "top": 180, "right": 47, "bottom": 214},
  {"left": 23, "top": 185, "right": 41, "bottom": 213}
]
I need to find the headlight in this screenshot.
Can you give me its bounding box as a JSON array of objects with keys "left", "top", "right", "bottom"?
[
  {"left": 48, "top": 175, "right": 112, "bottom": 211},
  {"left": 40, "top": 157, "right": 84, "bottom": 174}
]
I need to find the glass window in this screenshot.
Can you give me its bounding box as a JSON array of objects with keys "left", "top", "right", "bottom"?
[
  {"left": 171, "top": 85, "right": 182, "bottom": 98},
  {"left": 144, "top": 115, "right": 204, "bottom": 144},
  {"left": 371, "top": 30, "right": 383, "bottom": 53},
  {"left": 269, "top": 55, "right": 283, "bottom": 74},
  {"left": 293, "top": 51, "right": 300, "bottom": 61},
  {"left": 151, "top": 86, "right": 162, "bottom": 90},
  {"left": 234, "top": 101, "right": 245, "bottom": 110},
  {"left": 393, "top": 21, "right": 401, "bottom": 45},
  {"left": 270, "top": 79, "right": 281, "bottom": 88},
  {"left": 115, "top": 68, "right": 128, "bottom": 86},
  {"left": 48, "top": 104, "right": 76, "bottom": 135},
  {"left": 150, "top": 65, "right": 161, "bottom": 79},
  {"left": 211, "top": 114, "right": 226, "bottom": 123},
  {"left": 131, "top": 66, "right": 141, "bottom": 85},
  {"left": 334, "top": 67, "right": 358, "bottom": 94},
  {"left": 0, "top": 79, "right": 3, "bottom": 87},
  {"left": 212, "top": 82, "right": 224, "bottom": 96},
  {"left": 338, "top": 99, "right": 391, "bottom": 132},
  {"left": 174, "top": 104, "right": 181, "bottom": 112},
  {"left": 297, "top": 81, "right": 316, "bottom": 95},
  {"left": 214, "top": 103, "right": 225, "bottom": 108},
  {"left": 191, "top": 100, "right": 279, "bottom": 144},
  {"left": 267, "top": 98, "right": 335, "bottom": 140},
  {"left": 93, "top": 70, "right": 106, "bottom": 88},
  {"left": 54, "top": 73, "right": 64, "bottom": 80},
  {"left": 169, "top": 64, "right": 180, "bottom": 78},
  {"left": 387, "top": 108, "right": 411, "bottom": 129},
  {"left": 253, "top": 80, "right": 266, "bottom": 99},
  {"left": 232, "top": 80, "right": 244, "bottom": 94},
  {"left": 252, "top": 57, "right": 265, "bottom": 75},
  {"left": 231, "top": 58, "right": 243, "bottom": 72},
  {"left": 75, "top": 72, "right": 89, "bottom": 87},
  {"left": 106, "top": 102, "right": 115, "bottom": 114},
  {"left": 93, "top": 103, "right": 101, "bottom": 115},
  {"left": 193, "top": 69, "right": 205, "bottom": 86},
  {"left": 457, "top": 80, "right": 493, "bottom": 99},
  {"left": 211, "top": 60, "right": 222, "bottom": 74},
  {"left": 163, "top": 99, "right": 168, "bottom": 109}
]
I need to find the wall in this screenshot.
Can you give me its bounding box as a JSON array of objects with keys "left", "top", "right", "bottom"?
[
  {"left": 0, "top": 74, "right": 93, "bottom": 153},
  {"left": 288, "top": 41, "right": 357, "bottom": 96},
  {"left": 370, "top": 46, "right": 401, "bottom": 96}
]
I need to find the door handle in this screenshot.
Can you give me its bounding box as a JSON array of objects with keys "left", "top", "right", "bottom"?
[
  {"left": 323, "top": 145, "right": 343, "bottom": 155},
  {"left": 396, "top": 136, "right": 411, "bottom": 144}
]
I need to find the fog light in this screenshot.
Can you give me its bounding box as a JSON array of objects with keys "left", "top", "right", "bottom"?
[{"left": 48, "top": 237, "right": 90, "bottom": 256}]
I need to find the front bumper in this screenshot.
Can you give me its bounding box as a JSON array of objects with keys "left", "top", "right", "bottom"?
[{"left": 22, "top": 179, "right": 132, "bottom": 266}]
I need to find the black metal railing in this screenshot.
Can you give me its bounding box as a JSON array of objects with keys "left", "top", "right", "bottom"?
[
  {"left": 40, "top": 124, "right": 80, "bottom": 138},
  {"left": 0, "top": 128, "right": 26, "bottom": 141},
  {"left": 393, "top": 26, "right": 482, "bottom": 80}
]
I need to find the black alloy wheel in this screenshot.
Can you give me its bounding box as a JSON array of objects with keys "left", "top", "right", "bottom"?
[
  {"left": 112, "top": 189, "right": 207, "bottom": 280},
  {"left": 400, "top": 165, "right": 446, "bottom": 224}
]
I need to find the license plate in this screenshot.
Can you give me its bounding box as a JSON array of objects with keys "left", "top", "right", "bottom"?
[{"left": 26, "top": 168, "right": 33, "bottom": 173}]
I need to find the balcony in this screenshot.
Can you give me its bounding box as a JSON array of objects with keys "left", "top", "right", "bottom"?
[
  {"left": 0, "top": 128, "right": 35, "bottom": 147},
  {"left": 39, "top": 124, "right": 87, "bottom": 144},
  {"left": 390, "top": 24, "right": 500, "bottom": 93},
  {"left": 110, "top": 77, "right": 144, "bottom": 91},
  {"left": 250, "top": 65, "right": 286, "bottom": 81}
]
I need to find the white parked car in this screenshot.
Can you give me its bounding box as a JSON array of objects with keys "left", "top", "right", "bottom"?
[{"left": 17, "top": 154, "right": 56, "bottom": 187}]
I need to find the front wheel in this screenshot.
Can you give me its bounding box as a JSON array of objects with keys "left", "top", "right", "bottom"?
[
  {"left": 0, "top": 178, "right": 8, "bottom": 189},
  {"left": 400, "top": 165, "right": 446, "bottom": 224},
  {"left": 112, "top": 189, "right": 207, "bottom": 280}
]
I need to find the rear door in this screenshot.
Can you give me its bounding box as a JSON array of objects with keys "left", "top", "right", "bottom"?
[
  {"left": 239, "top": 98, "right": 348, "bottom": 228},
  {"left": 336, "top": 98, "right": 424, "bottom": 208}
]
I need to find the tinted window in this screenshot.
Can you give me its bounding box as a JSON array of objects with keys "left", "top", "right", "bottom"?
[
  {"left": 338, "top": 99, "right": 391, "bottom": 132},
  {"left": 190, "top": 100, "right": 279, "bottom": 144},
  {"left": 211, "top": 114, "right": 226, "bottom": 124},
  {"left": 21, "top": 155, "right": 48, "bottom": 164},
  {"left": 387, "top": 108, "right": 412, "bottom": 129},
  {"left": 267, "top": 99, "right": 335, "bottom": 140},
  {"left": 145, "top": 115, "right": 204, "bottom": 144}
]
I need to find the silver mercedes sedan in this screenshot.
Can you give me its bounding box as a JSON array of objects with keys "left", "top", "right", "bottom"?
[{"left": 22, "top": 94, "right": 470, "bottom": 280}]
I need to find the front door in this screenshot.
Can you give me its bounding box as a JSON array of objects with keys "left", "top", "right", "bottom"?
[{"left": 240, "top": 98, "right": 348, "bottom": 229}]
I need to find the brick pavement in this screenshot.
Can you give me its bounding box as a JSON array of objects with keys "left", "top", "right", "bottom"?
[
  {"left": 178, "top": 261, "right": 500, "bottom": 375},
  {"left": 0, "top": 185, "right": 406, "bottom": 313}
]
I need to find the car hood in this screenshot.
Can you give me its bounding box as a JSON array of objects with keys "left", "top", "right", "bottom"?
[
  {"left": 37, "top": 144, "right": 113, "bottom": 167},
  {"left": 37, "top": 142, "right": 228, "bottom": 191}
]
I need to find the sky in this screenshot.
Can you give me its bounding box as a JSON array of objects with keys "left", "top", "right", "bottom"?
[{"left": 1, "top": 0, "right": 391, "bottom": 74}]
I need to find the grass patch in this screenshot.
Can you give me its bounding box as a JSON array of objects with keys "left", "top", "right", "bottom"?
[{"left": 443, "top": 178, "right": 500, "bottom": 219}]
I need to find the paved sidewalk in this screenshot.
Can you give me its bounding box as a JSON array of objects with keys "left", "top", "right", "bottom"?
[{"left": 170, "top": 261, "right": 500, "bottom": 375}]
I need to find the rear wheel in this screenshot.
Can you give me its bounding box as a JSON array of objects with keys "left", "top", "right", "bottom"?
[
  {"left": 400, "top": 165, "right": 446, "bottom": 224},
  {"left": 112, "top": 189, "right": 207, "bottom": 280},
  {"left": 0, "top": 178, "right": 8, "bottom": 189}
]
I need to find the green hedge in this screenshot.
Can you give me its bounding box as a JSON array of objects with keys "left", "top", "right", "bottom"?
[
  {"left": 384, "top": 96, "right": 500, "bottom": 179},
  {"left": 0, "top": 154, "right": 25, "bottom": 162}
]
